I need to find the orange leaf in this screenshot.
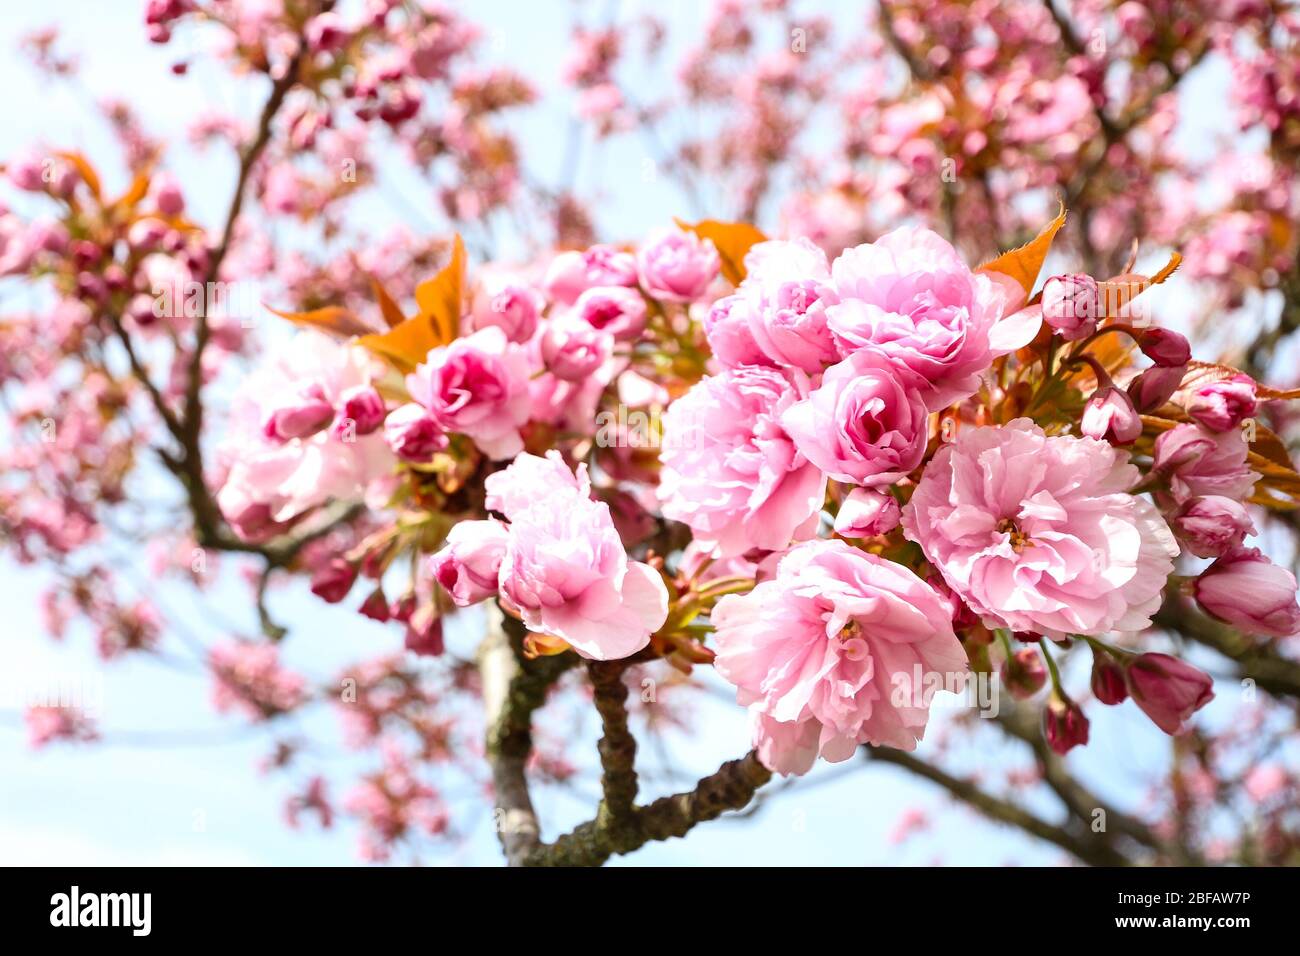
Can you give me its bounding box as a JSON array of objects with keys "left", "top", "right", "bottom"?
[
  {"left": 978, "top": 202, "right": 1067, "bottom": 297},
  {"left": 359, "top": 236, "right": 466, "bottom": 371},
  {"left": 112, "top": 172, "right": 151, "bottom": 213},
  {"left": 54, "top": 150, "right": 102, "bottom": 201},
  {"left": 413, "top": 234, "right": 465, "bottom": 345},
  {"left": 674, "top": 218, "right": 767, "bottom": 286},
  {"left": 369, "top": 275, "right": 407, "bottom": 329},
  {"left": 266, "top": 304, "right": 373, "bottom": 338}
]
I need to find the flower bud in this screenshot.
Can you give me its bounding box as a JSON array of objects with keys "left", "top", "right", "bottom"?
[
  {"left": 429, "top": 520, "right": 508, "bottom": 606},
  {"left": 383, "top": 403, "right": 447, "bottom": 462},
  {"left": 1168, "top": 495, "right": 1255, "bottom": 558},
  {"left": 1194, "top": 545, "right": 1300, "bottom": 637},
  {"left": 1090, "top": 649, "right": 1128, "bottom": 705},
  {"left": 1137, "top": 328, "right": 1191, "bottom": 367},
  {"left": 1041, "top": 274, "right": 1098, "bottom": 341},
  {"left": 262, "top": 383, "right": 335, "bottom": 442},
  {"left": 1081, "top": 384, "right": 1142, "bottom": 445},
  {"left": 833, "top": 488, "right": 901, "bottom": 537},
  {"left": 333, "top": 384, "right": 386, "bottom": 438},
  {"left": 310, "top": 558, "right": 358, "bottom": 604},
  {"left": 405, "top": 604, "right": 445, "bottom": 657},
  {"left": 1043, "top": 694, "right": 1090, "bottom": 755},
  {"left": 1125, "top": 652, "right": 1214, "bottom": 735},
  {"left": 1001, "top": 647, "right": 1047, "bottom": 700},
  {"left": 1126, "top": 364, "right": 1186, "bottom": 412},
  {"left": 358, "top": 588, "right": 390, "bottom": 622},
  {"left": 1187, "top": 374, "right": 1257, "bottom": 433}
]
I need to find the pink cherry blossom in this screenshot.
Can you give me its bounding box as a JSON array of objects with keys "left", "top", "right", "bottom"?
[
  {"left": 826, "top": 226, "right": 1036, "bottom": 410},
  {"left": 572, "top": 285, "right": 647, "bottom": 341},
  {"left": 429, "top": 519, "right": 509, "bottom": 606},
  {"left": 780, "top": 350, "right": 929, "bottom": 486},
  {"left": 1153, "top": 423, "right": 1258, "bottom": 502},
  {"left": 636, "top": 227, "right": 720, "bottom": 303},
  {"left": 542, "top": 244, "right": 638, "bottom": 305},
  {"left": 406, "top": 326, "right": 531, "bottom": 460},
  {"left": 902, "top": 419, "right": 1178, "bottom": 640},
  {"left": 712, "top": 539, "right": 967, "bottom": 775},
  {"left": 703, "top": 238, "right": 840, "bottom": 374},
  {"left": 493, "top": 453, "right": 668, "bottom": 660},
  {"left": 658, "top": 366, "right": 826, "bottom": 558}
]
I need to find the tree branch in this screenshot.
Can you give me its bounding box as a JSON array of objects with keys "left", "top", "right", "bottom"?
[
  {"left": 864, "top": 745, "right": 1134, "bottom": 866},
  {"left": 479, "top": 605, "right": 577, "bottom": 866},
  {"left": 588, "top": 660, "right": 639, "bottom": 825},
  {"left": 524, "top": 751, "right": 771, "bottom": 866}
]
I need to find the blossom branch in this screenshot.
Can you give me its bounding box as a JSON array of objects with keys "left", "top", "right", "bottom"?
[
  {"left": 524, "top": 751, "right": 772, "bottom": 867},
  {"left": 479, "top": 605, "right": 577, "bottom": 866},
  {"left": 588, "top": 660, "right": 640, "bottom": 824}
]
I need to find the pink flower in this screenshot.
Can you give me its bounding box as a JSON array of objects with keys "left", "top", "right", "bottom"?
[
  {"left": 833, "top": 488, "right": 901, "bottom": 537},
  {"left": 826, "top": 226, "right": 1036, "bottom": 410},
  {"left": 703, "top": 294, "right": 770, "bottom": 367},
  {"left": 1125, "top": 653, "right": 1215, "bottom": 735},
  {"left": 1041, "top": 273, "right": 1099, "bottom": 341},
  {"left": 494, "top": 453, "right": 668, "bottom": 659},
  {"left": 712, "top": 539, "right": 967, "bottom": 775},
  {"left": 902, "top": 419, "right": 1178, "bottom": 639},
  {"left": 383, "top": 403, "right": 448, "bottom": 462},
  {"left": 333, "top": 384, "right": 386, "bottom": 438},
  {"left": 473, "top": 283, "right": 542, "bottom": 343},
  {"left": 406, "top": 327, "right": 531, "bottom": 459},
  {"left": 1153, "top": 423, "right": 1257, "bottom": 502},
  {"left": 305, "top": 11, "right": 350, "bottom": 53},
  {"left": 485, "top": 450, "right": 589, "bottom": 519},
  {"left": 216, "top": 332, "right": 395, "bottom": 533},
  {"left": 572, "top": 285, "right": 647, "bottom": 341},
  {"left": 704, "top": 239, "right": 840, "bottom": 374},
  {"left": 1168, "top": 495, "right": 1255, "bottom": 558},
  {"left": 781, "top": 351, "right": 929, "bottom": 486},
  {"left": 1081, "top": 384, "right": 1141, "bottom": 445},
  {"left": 429, "top": 519, "right": 509, "bottom": 606},
  {"left": 1194, "top": 545, "right": 1300, "bottom": 637},
  {"left": 540, "top": 318, "right": 613, "bottom": 381},
  {"left": 261, "top": 382, "right": 335, "bottom": 442},
  {"left": 1187, "top": 374, "right": 1257, "bottom": 432},
  {"left": 636, "top": 227, "right": 720, "bottom": 303},
  {"left": 542, "top": 244, "right": 638, "bottom": 305},
  {"left": 658, "top": 367, "right": 826, "bottom": 558}
]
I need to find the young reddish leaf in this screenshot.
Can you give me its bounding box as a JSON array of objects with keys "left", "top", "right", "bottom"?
[
  {"left": 674, "top": 218, "right": 766, "bottom": 286},
  {"left": 54, "top": 150, "right": 103, "bottom": 200},
  {"left": 359, "top": 235, "right": 467, "bottom": 371},
  {"left": 978, "top": 202, "right": 1067, "bottom": 297},
  {"left": 266, "top": 304, "right": 373, "bottom": 338},
  {"left": 413, "top": 234, "right": 465, "bottom": 345},
  {"left": 111, "top": 172, "right": 151, "bottom": 215},
  {"left": 369, "top": 275, "right": 407, "bottom": 329}
]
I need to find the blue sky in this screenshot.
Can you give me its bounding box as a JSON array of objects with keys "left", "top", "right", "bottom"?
[{"left": 0, "top": 0, "right": 1243, "bottom": 866}]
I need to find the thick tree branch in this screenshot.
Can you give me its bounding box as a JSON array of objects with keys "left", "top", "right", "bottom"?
[
  {"left": 588, "top": 660, "right": 640, "bottom": 824},
  {"left": 479, "top": 605, "right": 577, "bottom": 866},
  {"left": 524, "top": 751, "right": 772, "bottom": 866}
]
